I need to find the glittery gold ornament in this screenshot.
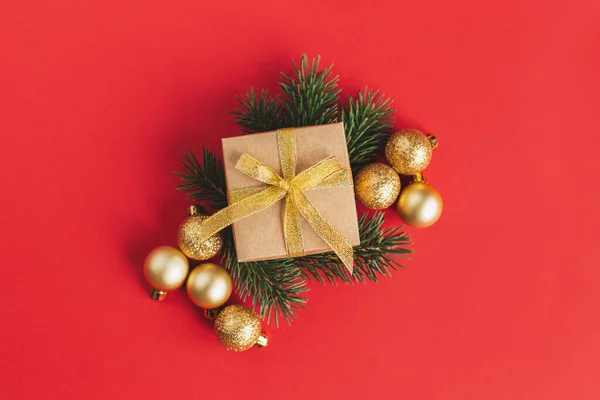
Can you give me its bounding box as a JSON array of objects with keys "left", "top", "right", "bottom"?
[
  {"left": 177, "top": 205, "right": 223, "bottom": 261},
  {"left": 186, "top": 262, "right": 232, "bottom": 309},
  {"left": 396, "top": 174, "right": 443, "bottom": 228},
  {"left": 354, "top": 163, "right": 401, "bottom": 210},
  {"left": 143, "top": 246, "right": 189, "bottom": 301},
  {"left": 385, "top": 129, "right": 438, "bottom": 175},
  {"left": 214, "top": 305, "right": 268, "bottom": 351}
]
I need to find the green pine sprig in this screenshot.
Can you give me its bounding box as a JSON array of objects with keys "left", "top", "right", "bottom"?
[
  {"left": 220, "top": 227, "right": 308, "bottom": 325},
  {"left": 176, "top": 54, "right": 412, "bottom": 324},
  {"left": 343, "top": 90, "right": 395, "bottom": 173},
  {"left": 296, "top": 212, "right": 411, "bottom": 285},
  {"left": 175, "top": 147, "right": 412, "bottom": 324},
  {"left": 232, "top": 87, "right": 283, "bottom": 134},
  {"left": 176, "top": 148, "right": 308, "bottom": 325},
  {"left": 175, "top": 148, "right": 228, "bottom": 209},
  {"left": 280, "top": 55, "right": 341, "bottom": 127},
  {"left": 233, "top": 55, "right": 394, "bottom": 170}
]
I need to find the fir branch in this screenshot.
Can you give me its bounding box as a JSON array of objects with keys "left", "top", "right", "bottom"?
[
  {"left": 220, "top": 228, "right": 308, "bottom": 326},
  {"left": 175, "top": 148, "right": 228, "bottom": 209},
  {"left": 280, "top": 54, "right": 340, "bottom": 128},
  {"left": 176, "top": 148, "right": 309, "bottom": 325},
  {"left": 173, "top": 55, "right": 412, "bottom": 324},
  {"left": 296, "top": 212, "right": 412, "bottom": 284},
  {"left": 232, "top": 87, "right": 283, "bottom": 134},
  {"left": 343, "top": 89, "right": 395, "bottom": 173}
]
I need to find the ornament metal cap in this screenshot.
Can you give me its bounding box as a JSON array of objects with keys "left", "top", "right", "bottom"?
[
  {"left": 204, "top": 307, "right": 223, "bottom": 320},
  {"left": 427, "top": 135, "right": 438, "bottom": 150},
  {"left": 255, "top": 333, "right": 269, "bottom": 348},
  {"left": 188, "top": 204, "right": 200, "bottom": 216},
  {"left": 409, "top": 173, "right": 427, "bottom": 184},
  {"left": 150, "top": 288, "right": 168, "bottom": 301}
]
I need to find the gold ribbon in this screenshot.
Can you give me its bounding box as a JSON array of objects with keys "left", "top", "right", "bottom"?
[{"left": 196, "top": 128, "right": 355, "bottom": 274}]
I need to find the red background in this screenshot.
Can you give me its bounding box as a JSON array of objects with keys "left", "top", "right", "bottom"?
[{"left": 1, "top": 1, "right": 599, "bottom": 399}]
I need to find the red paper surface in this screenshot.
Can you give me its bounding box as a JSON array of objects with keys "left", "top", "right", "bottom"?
[{"left": 1, "top": 1, "right": 599, "bottom": 399}]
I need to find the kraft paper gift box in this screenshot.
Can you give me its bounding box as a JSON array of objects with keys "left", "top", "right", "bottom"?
[{"left": 221, "top": 122, "right": 360, "bottom": 262}]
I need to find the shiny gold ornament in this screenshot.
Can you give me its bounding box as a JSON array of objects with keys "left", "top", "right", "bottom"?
[
  {"left": 385, "top": 128, "right": 438, "bottom": 175},
  {"left": 186, "top": 263, "right": 232, "bottom": 309},
  {"left": 214, "top": 305, "right": 268, "bottom": 351},
  {"left": 177, "top": 205, "right": 223, "bottom": 261},
  {"left": 396, "top": 174, "right": 443, "bottom": 228},
  {"left": 354, "top": 163, "right": 401, "bottom": 210},
  {"left": 143, "top": 246, "right": 190, "bottom": 301}
]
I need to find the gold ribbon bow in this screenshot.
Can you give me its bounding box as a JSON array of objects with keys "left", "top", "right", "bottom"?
[{"left": 195, "top": 128, "right": 355, "bottom": 274}]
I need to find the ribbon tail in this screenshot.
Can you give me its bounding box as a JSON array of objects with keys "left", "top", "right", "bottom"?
[
  {"left": 291, "top": 190, "right": 354, "bottom": 274},
  {"left": 283, "top": 195, "right": 305, "bottom": 257},
  {"left": 228, "top": 187, "right": 266, "bottom": 204},
  {"left": 195, "top": 186, "right": 286, "bottom": 242}
]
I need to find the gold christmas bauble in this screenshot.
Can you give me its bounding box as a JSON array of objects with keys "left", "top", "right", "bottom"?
[
  {"left": 143, "top": 246, "right": 189, "bottom": 300},
  {"left": 396, "top": 175, "right": 443, "bottom": 228},
  {"left": 354, "top": 163, "right": 401, "bottom": 210},
  {"left": 177, "top": 206, "right": 223, "bottom": 261},
  {"left": 214, "top": 305, "right": 268, "bottom": 352},
  {"left": 385, "top": 128, "right": 437, "bottom": 175},
  {"left": 186, "top": 263, "right": 232, "bottom": 309}
]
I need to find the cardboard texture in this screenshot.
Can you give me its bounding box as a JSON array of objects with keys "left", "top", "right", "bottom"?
[{"left": 221, "top": 122, "right": 360, "bottom": 262}]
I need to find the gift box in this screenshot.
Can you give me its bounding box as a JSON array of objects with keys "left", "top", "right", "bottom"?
[{"left": 221, "top": 122, "right": 360, "bottom": 263}]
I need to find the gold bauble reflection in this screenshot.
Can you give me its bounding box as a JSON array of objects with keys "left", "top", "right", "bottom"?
[
  {"left": 143, "top": 246, "right": 189, "bottom": 291},
  {"left": 186, "top": 263, "right": 232, "bottom": 309},
  {"left": 396, "top": 182, "right": 443, "bottom": 228},
  {"left": 177, "top": 213, "right": 223, "bottom": 261},
  {"left": 385, "top": 129, "right": 435, "bottom": 175},
  {"left": 214, "top": 305, "right": 262, "bottom": 352},
  {"left": 355, "top": 163, "right": 401, "bottom": 210}
]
